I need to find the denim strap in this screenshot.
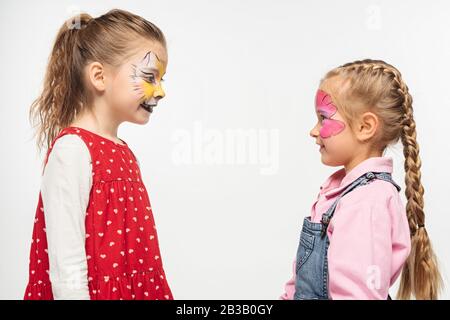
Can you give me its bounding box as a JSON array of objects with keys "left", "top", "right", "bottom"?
[{"left": 320, "top": 171, "right": 400, "bottom": 237}]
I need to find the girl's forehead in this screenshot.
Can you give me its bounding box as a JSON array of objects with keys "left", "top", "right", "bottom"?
[
  {"left": 129, "top": 49, "right": 167, "bottom": 79},
  {"left": 316, "top": 89, "right": 333, "bottom": 107},
  {"left": 316, "top": 77, "right": 348, "bottom": 109},
  {"left": 319, "top": 77, "right": 339, "bottom": 95},
  {"left": 131, "top": 42, "right": 167, "bottom": 66},
  {"left": 142, "top": 42, "right": 167, "bottom": 63}
]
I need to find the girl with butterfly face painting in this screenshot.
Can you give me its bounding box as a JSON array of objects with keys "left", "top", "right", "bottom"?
[
  {"left": 281, "top": 60, "right": 442, "bottom": 300},
  {"left": 25, "top": 9, "right": 173, "bottom": 300}
]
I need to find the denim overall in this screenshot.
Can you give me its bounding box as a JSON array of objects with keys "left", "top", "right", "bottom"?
[{"left": 293, "top": 171, "right": 401, "bottom": 300}]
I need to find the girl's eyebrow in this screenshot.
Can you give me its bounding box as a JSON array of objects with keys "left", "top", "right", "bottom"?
[
  {"left": 316, "top": 105, "right": 331, "bottom": 111},
  {"left": 139, "top": 67, "right": 159, "bottom": 76}
]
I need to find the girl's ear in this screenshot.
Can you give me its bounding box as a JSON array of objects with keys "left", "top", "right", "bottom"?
[
  {"left": 86, "top": 61, "right": 106, "bottom": 92},
  {"left": 355, "top": 111, "right": 379, "bottom": 142}
]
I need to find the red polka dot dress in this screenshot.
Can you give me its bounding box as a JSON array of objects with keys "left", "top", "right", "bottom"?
[{"left": 24, "top": 126, "right": 173, "bottom": 300}]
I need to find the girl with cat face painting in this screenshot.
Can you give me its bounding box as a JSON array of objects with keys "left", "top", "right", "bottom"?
[{"left": 25, "top": 9, "right": 172, "bottom": 300}]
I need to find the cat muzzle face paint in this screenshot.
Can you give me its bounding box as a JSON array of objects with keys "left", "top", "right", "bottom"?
[
  {"left": 315, "top": 89, "right": 345, "bottom": 138},
  {"left": 131, "top": 51, "right": 166, "bottom": 113}
]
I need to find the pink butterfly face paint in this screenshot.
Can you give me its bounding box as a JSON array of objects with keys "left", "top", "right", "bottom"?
[{"left": 315, "top": 89, "right": 346, "bottom": 138}]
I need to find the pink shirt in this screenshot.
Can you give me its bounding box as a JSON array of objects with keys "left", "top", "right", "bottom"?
[{"left": 281, "top": 157, "right": 411, "bottom": 299}]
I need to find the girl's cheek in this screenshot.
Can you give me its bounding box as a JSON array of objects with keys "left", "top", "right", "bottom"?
[
  {"left": 319, "top": 119, "right": 346, "bottom": 139},
  {"left": 141, "top": 81, "right": 155, "bottom": 100}
]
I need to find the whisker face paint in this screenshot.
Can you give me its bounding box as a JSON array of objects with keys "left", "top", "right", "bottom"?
[
  {"left": 315, "top": 89, "right": 345, "bottom": 138},
  {"left": 130, "top": 51, "right": 166, "bottom": 113}
]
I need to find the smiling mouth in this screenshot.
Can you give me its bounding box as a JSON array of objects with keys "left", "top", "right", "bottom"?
[
  {"left": 316, "top": 143, "right": 325, "bottom": 151},
  {"left": 140, "top": 103, "right": 156, "bottom": 113}
]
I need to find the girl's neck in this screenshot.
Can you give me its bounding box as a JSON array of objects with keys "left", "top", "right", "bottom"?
[
  {"left": 344, "top": 149, "right": 383, "bottom": 174},
  {"left": 70, "top": 106, "right": 122, "bottom": 144}
]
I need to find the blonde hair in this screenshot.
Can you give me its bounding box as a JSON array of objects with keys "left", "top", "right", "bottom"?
[
  {"left": 322, "top": 59, "right": 442, "bottom": 300},
  {"left": 29, "top": 9, "right": 166, "bottom": 153}
]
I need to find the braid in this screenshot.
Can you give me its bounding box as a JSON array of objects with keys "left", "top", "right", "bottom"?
[
  {"left": 399, "top": 82, "right": 423, "bottom": 234},
  {"left": 396, "top": 76, "right": 442, "bottom": 300}
]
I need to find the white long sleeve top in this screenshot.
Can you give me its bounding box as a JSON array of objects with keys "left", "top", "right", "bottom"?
[{"left": 41, "top": 134, "right": 92, "bottom": 299}]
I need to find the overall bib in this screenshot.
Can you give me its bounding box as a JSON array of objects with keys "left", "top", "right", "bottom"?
[{"left": 293, "top": 172, "right": 401, "bottom": 300}]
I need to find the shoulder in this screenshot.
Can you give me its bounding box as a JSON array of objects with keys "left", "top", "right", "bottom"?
[
  {"left": 42, "top": 135, "right": 93, "bottom": 186},
  {"left": 47, "top": 134, "right": 92, "bottom": 166},
  {"left": 343, "top": 178, "right": 399, "bottom": 204},
  {"left": 54, "top": 134, "right": 90, "bottom": 153},
  {"left": 335, "top": 178, "right": 404, "bottom": 222},
  {"left": 54, "top": 134, "right": 86, "bottom": 147},
  {"left": 329, "top": 179, "right": 408, "bottom": 248}
]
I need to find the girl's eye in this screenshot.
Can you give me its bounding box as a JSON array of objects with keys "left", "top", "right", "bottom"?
[
  {"left": 144, "top": 74, "right": 156, "bottom": 83},
  {"left": 142, "top": 74, "right": 164, "bottom": 84},
  {"left": 319, "top": 114, "right": 326, "bottom": 121}
]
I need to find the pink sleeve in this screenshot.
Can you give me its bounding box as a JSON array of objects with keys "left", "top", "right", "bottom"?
[
  {"left": 280, "top": 260, "right": 296, "bottom": 300},
  {"left": 327, "top": 198, "right": 393, "bottom": 300}
]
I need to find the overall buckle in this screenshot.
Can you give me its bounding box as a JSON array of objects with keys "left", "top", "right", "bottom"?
[{"left": 321, "top": 215, "right": 330, "bottom": 238}]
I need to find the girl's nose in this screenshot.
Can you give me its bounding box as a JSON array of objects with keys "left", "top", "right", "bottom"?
[
  {"left": 153, "top": 84, "right": 165, "bottom": 100},
  {"left": 310, "top": 123, "right": 320, "bottom": 138}
]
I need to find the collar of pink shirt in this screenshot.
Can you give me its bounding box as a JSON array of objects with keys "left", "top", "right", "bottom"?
[{"left": 320, "top": 157, "right": 394, "bottom": 199}]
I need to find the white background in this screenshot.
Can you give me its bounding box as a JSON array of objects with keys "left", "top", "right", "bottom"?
[{"left": 1, "top": 0, "right": 449, "bottom": 299}]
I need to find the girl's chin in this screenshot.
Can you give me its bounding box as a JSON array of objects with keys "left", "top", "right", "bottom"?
[
  {"left": 320, "top": 154, "right": 345, "bottom": 168},
  {"left": 319, "top": 150, "right": 333, "bottom": 165},
  {"left": 134, "top": 117, "right": 150, "bottom": 125},
  {"left": 129, "top": 110, "right": 151, "bottom": 125}
]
